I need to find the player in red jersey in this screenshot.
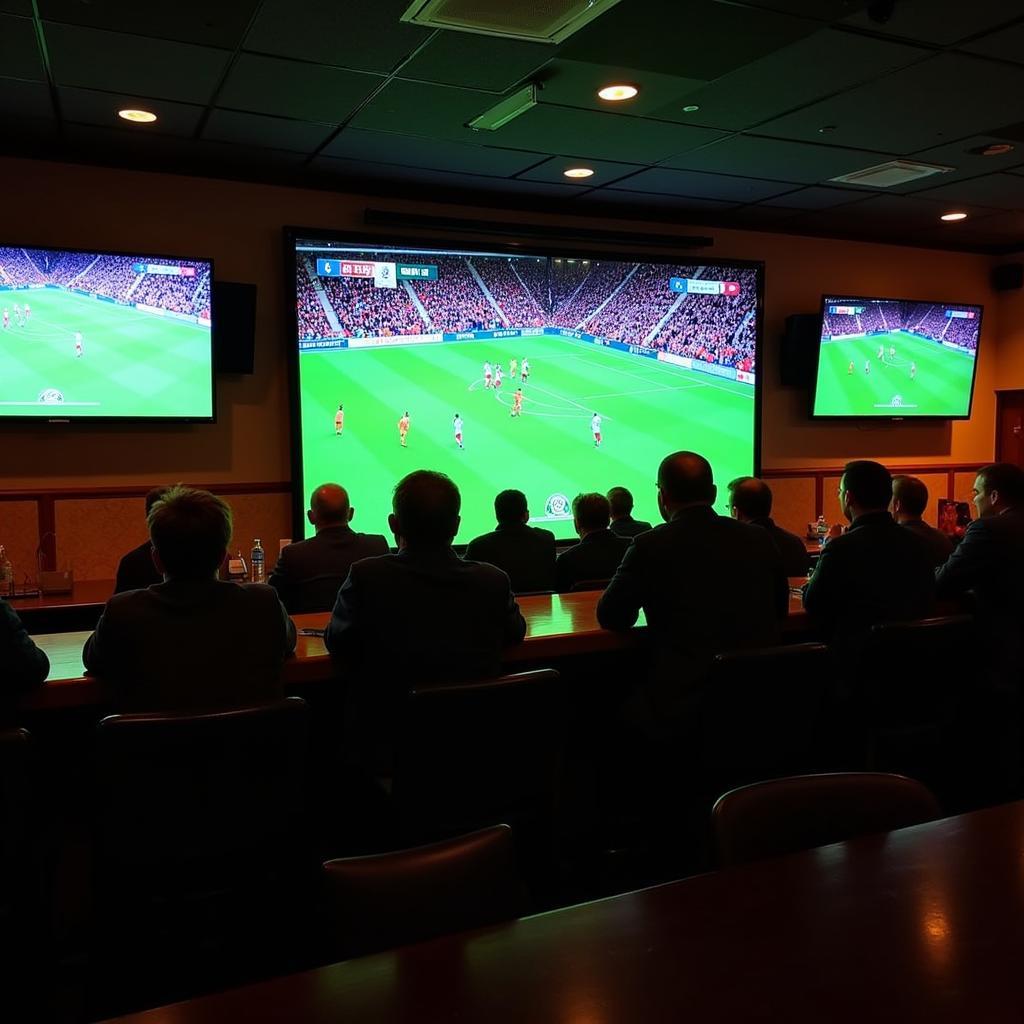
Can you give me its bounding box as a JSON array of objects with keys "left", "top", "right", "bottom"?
[
  {"left": 2, "top": 308, "right": 7, "bottom": 329},
  {"left": 398, "top": 411, "right": 410, "bottom": 447},
  {"left": 494, "top": 365, "right": 503, "bottom": 390}
]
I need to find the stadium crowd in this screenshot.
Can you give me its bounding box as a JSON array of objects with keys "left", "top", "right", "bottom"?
[
  {"left": 822, "top": 300, "right": 979, "bottom": 353},
  {"left": 470, "top": 257, "right": 545, "bottom": 328}
]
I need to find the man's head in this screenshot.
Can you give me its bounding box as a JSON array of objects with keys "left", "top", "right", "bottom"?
[
  {"left": 657, "top": 451, "right": 716, "bottom": 520},
  {"left": 890, "top": 475, "right": 929, "bottom": 523},
  {"left": 494, "top": 488, "right": 529, "bottom": 526},
  {"left": 606, "top": 486, "right": 634, "bottom": 521},
  {"left": 308, "top": 483, "right": 353, "bottom": 530},
  {"left": 726, "top": 477, "right": 773, "bottom": 523},
  {"left": 144, "top": 486, "right": 170, "bottom": 517},
  {"left": 972, "top": 463, "right": 1024, "bottom": 518},
  {"left": 839, "top": 460, "right": 892, "bottom": 522},
  {"left": 147, "top": 486, "right": 232, "bottom": 581},
  {"left": 390, "top": 470, "right": 461, "bottom": 548},
  {"left": 572, "top": 492, "right": 611, "bottom": 538}
]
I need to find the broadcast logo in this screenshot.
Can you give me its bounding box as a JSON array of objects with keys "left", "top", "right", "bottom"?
[
  {"left": 38, "top": 388, "right": 64, "bottom": 405},
  {"left": 545, "top": 493, "right": 571, "bottom": 519}
]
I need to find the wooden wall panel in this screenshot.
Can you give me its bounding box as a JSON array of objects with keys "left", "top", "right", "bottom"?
[
  {"left": 822, "top": 475, "right": 844, "bottom": 528},
  {"left": 55, "top": 498, "right": 147, "bottom": 581},
  {"left": 0, "top": 501, "right": 41, "bottom": 586},
  {"left": 767, "top": 477, "right": 815, "bottom": 538},
  {"left": 908, "top": 473, "right": 948, "bottom": 527},
  {"left": 954, "top": 472, "right": 979, "bottom": 507},
  {"left": 220, "top": 492, "right": 294, "bottom": 568}
]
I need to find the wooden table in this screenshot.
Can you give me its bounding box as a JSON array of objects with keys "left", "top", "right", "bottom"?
[
  {"left": 9, "top": 579, "right": 114, "bottom": 633},
  {"left": 23, "top": 586, "right": 811, "bottom": 712},
  {"left": 100, "top": 801, "right": 1024, "bottom": 1023}
]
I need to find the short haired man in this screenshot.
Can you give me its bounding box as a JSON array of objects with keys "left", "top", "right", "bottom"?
[
  {"left": 727, "top": 476, "right": 811, "bottom": 576},
  {"left": 607, "top": 486, "right": 653, "bottom": 539},
  {"left": 1, "top": 598, "right": 48, "bottom": 699},
  {"left": 113, "top": 486, "right": 170, "bottom": 593},
  {"left": 464, "top": 489, "right": 556, "bottom": 593},
  {"left": 269, "top": 483, "right": 388, "bottom": 613},
  {"left": 891, "top": 475, "right": 954, "bottom": 567},
  {"left": 84, "top": 486, "right": 296, "bottom": 711},
  {"left": 936, "top": 463, "right": 1024, "bottom": 674},
  {"left": 554, "top": 492, "right": 630, "bottom": 592},
  {"left": 802, "top": 461, "right": 934, "bottom": 638},
  {"left": 326, "top": 470, "right": 526, "bottom": 775},
  {"left": 598, "top": 451, "right": 788, "bottom": 734}
]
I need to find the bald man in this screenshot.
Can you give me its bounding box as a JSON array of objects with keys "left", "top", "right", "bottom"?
[{"left": 268, "top": 483, "right": 388, "bottom": 614}]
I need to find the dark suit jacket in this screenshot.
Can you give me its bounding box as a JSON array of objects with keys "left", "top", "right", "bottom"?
[
  {"left": 268, "top": 524, "right": 389, "bottom": 613},
  {"left": 114, "top": 540, "right": 163, "bottom": 594},
  {"left": 901, "top": 517, "right": 955, "bottom": 568},
  {"left": 803, "top": 511, "right": 935, "bottom": 640},
  {"left": 597, "top": 505, "right": 789, "bottom": 730},
  {"left": 555, "top": 529, "right": 631, "bottom": 591},
  {"left": 325, "top": 547, "right": 527, "bottom": 775},
  {"left": 936, "top": 507, "right": 1024, "bottom": 674},
  {"left": 1, "top": 599, "right": 49, "bottom": 698},
  {"left": 464, "top": 522, "right": 556, "bottom": 593},
  {"left": 610, "top": 515, "right": 653, "bottom": 539},
  {"left": 750, "top": 516, "right": 812, "bottom": 576},
  {"left": 83, "top": 578, "right": 296, "bottom": 712}
]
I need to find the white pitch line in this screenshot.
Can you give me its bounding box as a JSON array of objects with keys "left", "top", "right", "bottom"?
[{"left": 581, "top": 383, "right": 706, "bottom": 400}]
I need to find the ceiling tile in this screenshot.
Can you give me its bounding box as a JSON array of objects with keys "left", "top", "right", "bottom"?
[
  {"left": 243, "top": 0, "right": 429, "bottom": 74},
  {"left": 59, "top": 87, "right": 205, "bottom": 136},
  {"left": 350, "top": 79, "right": 489, "bottom": 144},
  {"left": 515, "top": 157, "right": 647, "bottom": 187},
  {"left": 792, "top": 193, "right": 1000, "bottom": 234},
  {"left": 734, "top": 1, "right": 868, "bottom": 18},
  {"left": 913, "top": 172, "right": 1024, "bottom": 211},
  {"left": 203, "top": 110, "right": 336, "bottom": 153},
  {"left": 0, "top": 14, "right": 44, "bottom": 81},
  {"left": 842, "top": 0, "right": 1015, "bottom": 45},
  {"left": 758, "top": 185, "right": 868, "bottom": 209},
  {"left": 893, "top": 135, "right": 1024, "bottom": 192},
  {"left": 652, "top": 30, "right": 927, "bottom": 132},
  {"left": 961, "top": 21, "right": 1024, "bottom": 65},
  {"left": 608, "top": 167, "right": 797, "bottom": 202},
  {"left": 561, "top": 0, "right": 820, "bottom": 80},
  {"left": 0, "top": 1, "right": 31, "bottom": 13},
  {"left": 481, "top": 105, "right": 724, "bottom": 164},
  {"left": 578, "top": 189, "right": 738, "bottom": 212},
  {"left": 218, "top": 54, "right": 383, "bottom": 124},
  {"left": 755, "top": 53, "right": 1024, "bottom": 154},
  {"left": 662, "top": 135, "right": 892, "bottom": 184},
  {"left": 0, "top": 77, "right": 53, "bottom": 119},
  {"left": 44, "top": 22, "right": 230, "bottom": 104},
  {"left": 398, "top": 33, "right": 552, "bottom": 92},
  {"left": 322, "top": 127, "right": 545, "bottom": 176},
  {"left": 38, "top": 0, "right": 258, "bottom": 48}
]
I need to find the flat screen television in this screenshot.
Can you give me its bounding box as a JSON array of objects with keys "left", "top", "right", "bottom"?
[
  {"left": 0, "top": 244, "right": 214, "bottom": 421},
  {"left": 286, "top": 230, "right": 762, "bottom": 543},
  {"left": 811, "top": 294, "right": 982, "bottom": 419}
]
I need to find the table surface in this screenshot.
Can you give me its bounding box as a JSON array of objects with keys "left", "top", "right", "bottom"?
[
  {"left": 101, "top": 801, "right": 1024, "bottom": 1023},
  {"left": 8, "top": 578, "right": 115, "bottom": 609}
]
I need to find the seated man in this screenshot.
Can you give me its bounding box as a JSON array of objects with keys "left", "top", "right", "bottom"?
[
  {"left": 607, "top": 486, "right": 653, "bottom": 539},
  {"left": 1, "top": 598, "right": 49, "bottom": 699},
  {"left": 113, "top": 486, "right": 168, "bottom": 593},
  {"left": 464, "top": 489, "right": 556, "bottom": 593},
  {"left": 84, "top": 486, "right": 296, "bottom": 712},
  {"left": 803, "top": 461, "right": 934, "bottom": 639},
  {"left": 555, "top": 493, "right": 630, "bottom": 592},
  {"left": 598, "top": 452, "right": 788, "bottom": 734},
  {"left": 269, "top": 483, "right": 389, "bottom": 613},
  {"left": 936, "top": 462, "right": 1024, "bottom": 675},
  {"left": 727, "top": 476, "right": 811, "bottom": 576},
  {"left": 891, "top": 474, "right": 954, "bottom": 568},
  {"left": 326, "top": 470, "right": 526, "bottom": 776}
]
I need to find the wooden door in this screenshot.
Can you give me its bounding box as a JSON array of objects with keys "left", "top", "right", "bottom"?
[{"left": 996, "top": 390, "right": 1024, "bottom": 467}]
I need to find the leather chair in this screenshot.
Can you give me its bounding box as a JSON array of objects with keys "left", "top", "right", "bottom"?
[
  {"left": 322, "top": 824, "right": 525, "bottom": 961},
  {"left": 713, "top": 771, "right": 941, "bottom": 866}
]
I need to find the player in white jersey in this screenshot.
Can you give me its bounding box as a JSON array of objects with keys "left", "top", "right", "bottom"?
[
  {"left": 591, "top": 412, "right": 602, "bottom": 447},
  {"left": 510, "top": 358, "right": 518, "bottom": 379},
  {"left": 878, "top": 344, "right": 885, "bottom": 360},
  {"left": 864, "top": 359, "right": 870, "bottom": 374},
  {"left": 910, "top": 362, "right": 917, "bottom": 380},
  {"left": 484, "top": 362, "right": 492, "bottom": 388},
  {"left": 889, "top": 345, "right": 896, "bottom": 359},
  {"left": 2, "top": 308, "right": 8, "bottom": 329},
  {"left": 13, "top": 303, "right": 22, "bottom": 326},
  {"left": 494, "top": 365, "right": 503, "bottom": 390},
  {"left": 75, "top": 331, "right": 83, "bottom": 358},
  {"left": 23, "top": 302, "right": 30, "bottom": 321},
  {"left": 453, "top": 413, "right": 464, "bottom": 449},
  {"left": 521, "top": 357, "right": 530, "bottom": 383}
]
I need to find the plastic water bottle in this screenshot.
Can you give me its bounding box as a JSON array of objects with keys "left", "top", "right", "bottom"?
[
  {"left": 815, "top": 515, "right": 828, "bottom": 543},
  {"left": 0, "top": 545, "right": 13, "bottom": 596},
  {"left": 250, "top": 539, "right": 265, "bottom": 584}
]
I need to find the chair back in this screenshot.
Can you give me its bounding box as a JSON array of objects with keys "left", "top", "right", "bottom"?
[
  {"left": 322, "top": 824, "right": 524, "bottom": 960},
  {"left": 700, "top": 643, "right": 833, "bottom": 791},
  {"left": 0, "top": 728, "right": 36, "bottom": 921},
  {"left": 392, "top": 669, "right": 563, "bottom": 842},
  {"left": 713, "top": 771, "right": 941, "bottom": 866}
]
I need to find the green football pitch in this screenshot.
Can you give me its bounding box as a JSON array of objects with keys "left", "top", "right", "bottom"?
[
  {"left": 813, "top": 330, "right": 976, "bottom": 417},
  {"left": 0, "top": 288, "right": 212, "bottom": 418},
  {"left": 298, "top": 335, "right": 755, "bottom": 543}
]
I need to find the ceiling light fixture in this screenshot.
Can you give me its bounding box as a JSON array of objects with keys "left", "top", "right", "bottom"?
[
  {"left": 118, "top": 108, "right": 157, "bottom": 123},
  {"left": 682, "top": 104, "right": 700, "bottom": 112},
  {"left": 981, "top": 143, "right": 1014, "bottom": 157},
  {"left": 598, "top": 83, "right": 638, "bottom": 101},
  {"left": 468, "top": 83, "right": 537, "bottom": 131},
  {"left": 940, "top": 211, "right": 968, "bottom": 221},
  {"left": 564, "top": 167, "right": 595, "bottom": 178}
]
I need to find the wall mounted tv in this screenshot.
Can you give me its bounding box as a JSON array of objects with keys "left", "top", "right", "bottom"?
[
  {"left": 286, "top": 229, "right": 762, "bottom": 544},
  {"left": 0, "top": 245, "right": 214, "bottom": 422},
  {"left": 811, "top": 294, "right": 982, "bottom": 419}
]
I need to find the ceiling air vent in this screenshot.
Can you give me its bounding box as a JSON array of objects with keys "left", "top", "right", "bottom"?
[
  {"left": 400, "top": 0, "right": 624, "bottom": 44},
  {"left": 829, "top": 160, "right": 954, "bottom": 188}
]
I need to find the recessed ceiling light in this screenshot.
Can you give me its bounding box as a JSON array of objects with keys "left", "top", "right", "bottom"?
[
  {"left": 981, "top": 143, "right": 1014, "bottom": 157},
  {"left": 118, "top": 108, "right": 157, "bottom": 123},
  {"left": 682, "top": 104, "right": 700, "bottom": 113},
  {"left": 817, "top": 125, "right": 837, "bottom": 134},
  {"left": 940, "top": 211, "right": 968, "bottom": 221},
  {"left": 598, "top": 84, "right": 638, "bottom": 102},
  {"left": 564, "top": 167, "right": 595, "bottom": 178}
]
